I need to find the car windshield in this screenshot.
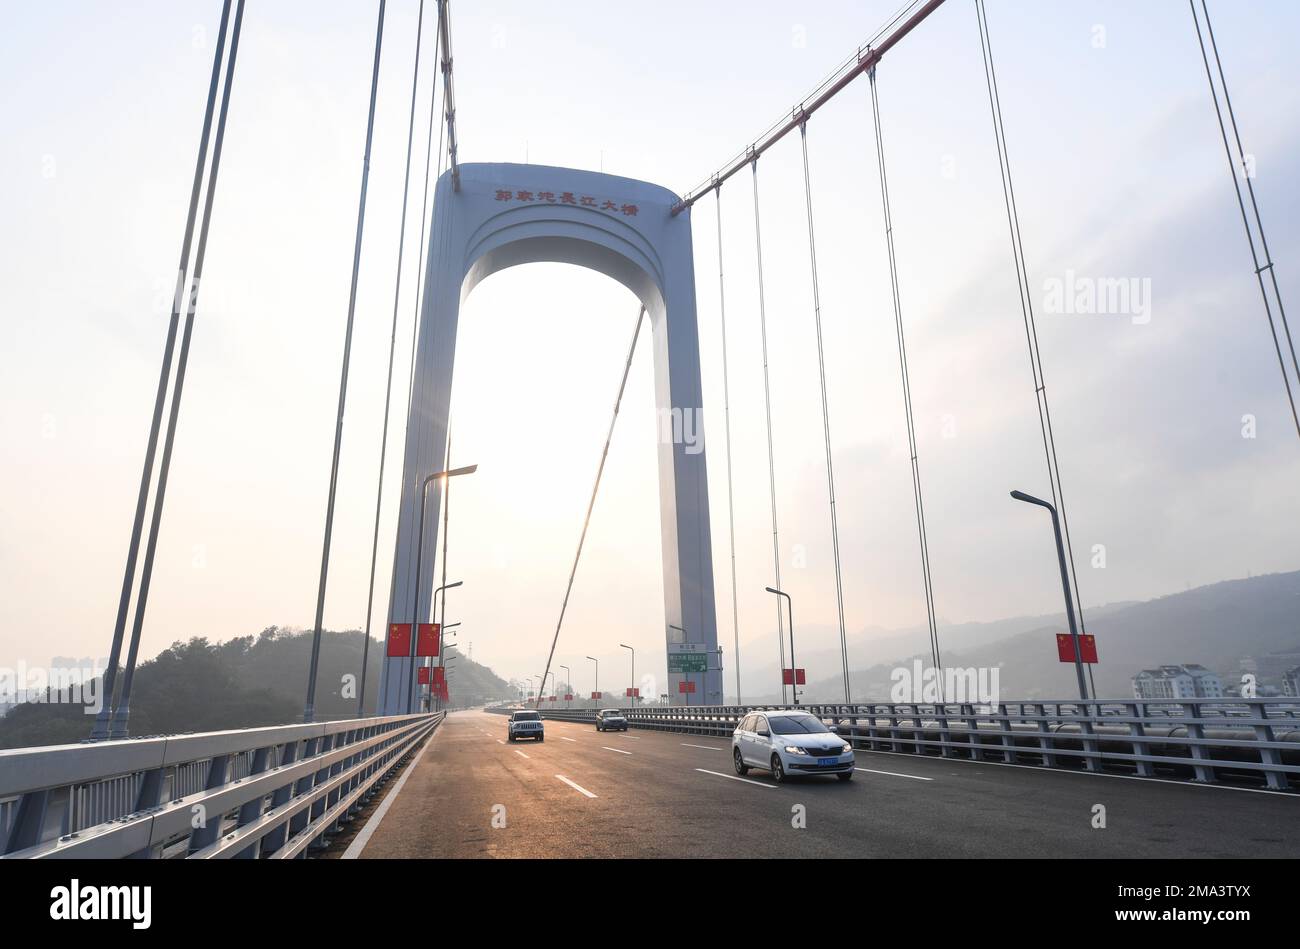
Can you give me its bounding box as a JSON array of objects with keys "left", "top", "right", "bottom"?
[
  {"left": 769, "top": 714, "right": 831, "bottom": 735},
  {"left": 601, "top": 710, "right": 621, "bottom": 716},
  {"left": 513, "top": 712, "right": 540, "bottom": 721}
]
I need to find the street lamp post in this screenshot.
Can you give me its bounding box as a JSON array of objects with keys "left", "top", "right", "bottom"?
[
  {"left": 586, "top": 656, "right": 598, "bottom": 708},
  {"left": 765, "top": 587, "right": 798, "bottom": 705},
  {"left": 408, "top": 579, "right": 460, "bottom": 713},
  {"left": 405, "top": 463, "right": 475, "bottom": 714},
  {"left": 619, "top": 643, "right": 635, "bottom": 706},
  {"left": 1010, "top": 489, "right": 1090, "bottom": 701}
]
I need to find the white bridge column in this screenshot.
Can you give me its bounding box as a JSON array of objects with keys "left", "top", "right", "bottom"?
[{"left": 379, "top": 163, "right": 722, "bottom": 713}]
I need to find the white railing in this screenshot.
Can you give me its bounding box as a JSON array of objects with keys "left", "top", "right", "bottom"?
[
  {"left": 0, "top": 713, "right": 442, "bottom": 858},
  {"left": 490, "top": 699, "right": 1300, "bottom": 790}
]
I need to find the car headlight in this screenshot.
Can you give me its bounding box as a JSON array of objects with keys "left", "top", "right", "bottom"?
[
  {"left": 784, "top": 745, "right": 809, "bottom": 755},
  {"left": 841, "top": 744, "right": 853, "bottom": 755}
]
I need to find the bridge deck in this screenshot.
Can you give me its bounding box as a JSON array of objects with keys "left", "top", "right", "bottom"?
[{"left": 350, "top": 711, "right": 1297, "bottom": 859}]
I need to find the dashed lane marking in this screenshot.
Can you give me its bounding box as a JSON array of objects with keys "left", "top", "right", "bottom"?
[{"left": 555, "top": 775, "right": 597, "bottom": 798}]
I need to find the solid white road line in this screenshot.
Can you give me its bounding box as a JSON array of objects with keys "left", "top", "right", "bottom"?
[
  {"left": 496, "top": 739, "right": 505, "bottom": 745},
  {"left": 515, "top": 750, "right": 531, "bottom": 759},
  {"left": 342, "top": 726, "right": 440, "bottom": 859},
  {"left": 602, "top": 746, "right": 632, "bottom": 755},
  {"left": 696, "top": 768, "right": 775, "bottom": 789},
  {"left": 681, "top": 743, "right": 722, "bottom": 750},
  {"left": 555, "top": 774, "right": 597, "bottom": 798},
  {"left": 855, "top": 767, "right": 933, "bottom": 781},
  {"left": 560, "top": 736, "right": 578, "bottom": 742}
]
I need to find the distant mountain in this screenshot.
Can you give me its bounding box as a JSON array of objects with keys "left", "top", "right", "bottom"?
[
  {"left": 743, "top": 571, "right": 1300, "bottom": 703},
  {"left": 0, "top": 626, "right": 512, "bottom": 750}
]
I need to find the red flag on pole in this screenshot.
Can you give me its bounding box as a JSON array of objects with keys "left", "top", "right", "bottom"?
[
  {"left": 1056, "top": 634, "right": 1076, "bottom": 663},
  {"left": 1079, "top": 634, "right": 1099, "bottom": 664},
  {"left": 415, "top": 623, "right": 439, "bottom": 657},
  {"left": 432, "top": 666, "right": 445, "bottom": 686},
  {"left": 418, "top": 666, "right": 431, "bottom": 685},
  {"left": 386, "top": 624, "right": 412, "bottom": 658}
]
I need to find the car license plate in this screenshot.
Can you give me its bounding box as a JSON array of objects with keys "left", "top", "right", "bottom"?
[{"left": 817, "top": 757, "right": 838, "bottom": 766}]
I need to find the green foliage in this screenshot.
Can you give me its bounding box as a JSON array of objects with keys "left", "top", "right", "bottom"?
[{"left": 0, "top": 626, "right": 512, "bottom": 749}]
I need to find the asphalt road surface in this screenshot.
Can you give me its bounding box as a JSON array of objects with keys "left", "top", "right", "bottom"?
[{"left": 350, "top": 710, "right": 1299, "bottom": 859}]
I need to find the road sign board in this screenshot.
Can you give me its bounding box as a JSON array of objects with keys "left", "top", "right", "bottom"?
[{"left": 669, "top": 652, "right": 708, "bottom": 673}]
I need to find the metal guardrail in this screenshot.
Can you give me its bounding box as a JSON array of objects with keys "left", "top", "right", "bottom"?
[
  {"left": 489, "top": 699, "right": 1300, "bottom": 791},
  {"left": 0, "top": 712, "right": 443, "bottom": 858}
]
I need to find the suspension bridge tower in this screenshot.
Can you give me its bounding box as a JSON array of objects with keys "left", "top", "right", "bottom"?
[{"left": 378, "top": 163, "right": 723, "bottom": 713}]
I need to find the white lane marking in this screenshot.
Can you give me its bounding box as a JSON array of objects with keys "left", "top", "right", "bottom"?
[
  {"left": 342, "top": 725, "right": 441, "bottom": 859},
  {"left": 560, "top": 736, "right": 578, "bottom": 742},
  {"left": 514, "top": 750, "right": 531, "bottom": 759},
  {"left": 855, "top": 767, "right": 933, "bottom": 782},
  {"left": 496, "top": 739, "right": 504, "bottom": 745},
  {"left": 602, "top": 746, "right": 632, "bottom": 755},
  {"left": 555, "top": 774, "right": 597, "bottom": 798},
  {"left": 681, "top": 743, "right": 722, "bottom": 750},
  {"left": 696, "top": 768, "right": 775, "bottom": 789},
  {"left": 860, "top": 748, "right": 1300, "bottom": 798}
]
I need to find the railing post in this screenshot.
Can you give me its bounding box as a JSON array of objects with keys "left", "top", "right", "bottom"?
[
  {"left": 1252, "top": 703, "right": 1288, "bottom": 791},
  {"left": 1079, "top": 701, "right": 1101, "bottom": 773},
  {"left": 1031, "top": 703, "right": 1056, "bottom": 768},
  {"left": 994, "top": 702, "right": 1015, "bottom": 763},
  {"left": 1128, "top": 702, "right": 1154, "bottom": 778},
  {"left": 1184, "top": 701, "right": 1215, "bottom": 783}
]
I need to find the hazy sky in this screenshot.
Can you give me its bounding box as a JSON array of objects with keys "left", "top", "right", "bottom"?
[{"left": 2, "top": 1, "right": 1298, "bottom": 698}]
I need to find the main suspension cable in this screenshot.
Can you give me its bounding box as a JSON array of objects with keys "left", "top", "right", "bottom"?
[
  {"left": 304, "top": 0, "right": 387, "bottom": 722},
  {"left": 868, "top": 67, "right": 944, "bottom": 697},
  {"left": 975, "top": 0, "right": 1094, "bottom": 698},
  {"left": 92, "top": 0, "right": 235, "bottom": 741},
  {"left": 798, "top": 120, "right": 853, "bottom": 704},
  {"left": 358, "top": 0, "right": 428, "bottom": 717},
  {"left": 1190, "top": 0, "right": 1299, "bottom": 441},
  {"left": 714, "top": 188, "right": 742, "bottom": 704},
  {"left": 536, "top": 306, "right": 647, "bottom": 716},
  {"left": 749, "top": 159, "right": 787, "bottom": 704}
]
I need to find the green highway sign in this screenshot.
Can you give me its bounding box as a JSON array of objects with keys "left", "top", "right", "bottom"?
[{"left": 668, "top": 653, "right": 708, "bottom": 674}]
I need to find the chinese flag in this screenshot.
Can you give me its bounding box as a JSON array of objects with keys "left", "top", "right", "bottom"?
[
  {"left": 1079, "top": 634, "right": 1099, "bottom": 664},
  {"left": 591, "top": 692, "right": 602, "bottom": 700},
  {"left": 418, "top": 666, "right": 431, "bottom": 685},
  {"left": 1056, "top": 634, "right": 1076, "bottom": 663},
  {"left": 564, "top": 694, "right": 573, "bottom": 701},
  {"left": 782, "top": 668, "right": 794, "bottom": 685},
  {"left": 386, "top": 624, "right": 412, "bottom": 658},
  {"left": 432, "top": 666, "right": 445, "bottom": 686},
  {"left": 415, "top": 623, "right": 439, "bottom": 657},
  {"left": 795, "top": 669, "right": 806, "bottom": 685}
]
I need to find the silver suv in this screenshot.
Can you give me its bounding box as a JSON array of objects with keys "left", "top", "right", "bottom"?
[
  {"left": 594, "top": 708, "right": 628, "bottom": 732},
  {"left": 507, "top": 710, "right": 545, "bottom": 742}
]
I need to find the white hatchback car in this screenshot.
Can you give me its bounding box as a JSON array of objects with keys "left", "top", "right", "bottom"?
[{"left": 732, "top": 710, "right": 854, "bottom": 783}]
